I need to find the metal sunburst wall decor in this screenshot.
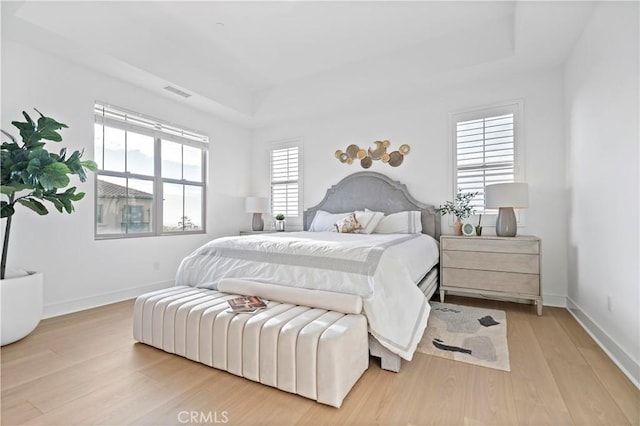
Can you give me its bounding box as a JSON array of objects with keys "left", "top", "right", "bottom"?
[{"left": 335, "top": 140, "right": 410, "bottom": 168}]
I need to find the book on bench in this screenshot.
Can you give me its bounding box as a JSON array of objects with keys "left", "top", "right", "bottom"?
[{"left": 227, "top": 295, "right": 267, "bottom": 313}]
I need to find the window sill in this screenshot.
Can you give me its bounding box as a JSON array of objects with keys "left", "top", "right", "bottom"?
[{"left": 95, "top": 230, "right": 206, "bottom": 240}]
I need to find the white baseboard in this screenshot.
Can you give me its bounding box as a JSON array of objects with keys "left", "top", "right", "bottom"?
[
  {"left": 542, "top": 293, "right": 567, "bottom": 307},
  {"left": 42, "top": 280, "right": 174, "bottom": 319},
  {"left": 566, "top": 297, "right": 640, "bottom": 389}
]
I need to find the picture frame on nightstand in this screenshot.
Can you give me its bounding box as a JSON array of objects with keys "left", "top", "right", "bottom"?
[{"left": 461, "top": 222, "right": 475, "bottom": 236}]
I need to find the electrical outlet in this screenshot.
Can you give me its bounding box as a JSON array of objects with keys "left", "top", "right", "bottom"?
[{"left": 607, "top": 296, "right": 612, "bottom": 312}]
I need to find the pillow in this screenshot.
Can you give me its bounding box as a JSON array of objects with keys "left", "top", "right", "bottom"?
[
  {"left": 309, "top": 210, "right": 349, "bottom": 232},
  {"left": 371, "top": 210, "right": 423, "bottom": 234},
  {"left": 354, "top": 210, "right": 384, "bottom": 234},
  {"left": 335, "top": 212, "right": 361, "bottom": 233}
]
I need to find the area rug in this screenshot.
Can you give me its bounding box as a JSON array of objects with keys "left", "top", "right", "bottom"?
[{"left": 416, "top": 302, "right": 510, "bottom": 371}]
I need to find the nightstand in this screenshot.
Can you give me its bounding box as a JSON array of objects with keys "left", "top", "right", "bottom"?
[{"left": 439, "top": 235, "right": 542, "bottom": 315}]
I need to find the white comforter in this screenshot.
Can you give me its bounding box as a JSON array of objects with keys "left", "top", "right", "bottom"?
[{"left": 176, "top": 231, "right": 439, "bottom": 360}]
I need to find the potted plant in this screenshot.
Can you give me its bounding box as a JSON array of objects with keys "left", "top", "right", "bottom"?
[
  {"left": 436, "top": 189, "right": 478, "bottom": 236},
  {"left": 1, "top": 109, "right": 96, "bottom": 345},
  {"left": 274, "top": 214, "right": 286, "bottom": 232}
]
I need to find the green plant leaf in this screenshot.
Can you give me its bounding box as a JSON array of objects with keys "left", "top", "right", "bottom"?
[
  {"left": 13, "top": 122, "right": 32, "bottom": 131},
  {"left": 0, "top": 201, "right": 16, "bottom": 218},
  {"left": 0, "top": 185, "right": 16, "bottom": 195},
  {"left": 42, "top": 194, "right": 64, "bottom": 213},
  {"left": 1, "top": 142, "right": 20, "bottom": 151},
  {"left": 17, "top": 198, "right": 47, "bottom": 215},
  {"left": 70, "top": 191, "right": 85, "bottom": 202},
  {"left": 0, "top": 183, "right": 31, "bottom": 196},
  {"left": 22, "top": 111, "right": 35, "bottom": 127},
  {"left": 60, "top": 196, "right": 73, "bottom": 213},
  {"left": 39, "top": 162, "right": 71, "bottom": 191},
  {"left": 65, "top": 151, "right": 88, "bottom": 181},
  {"left": 28, "top": 148, "right": 52, "bottom": 164},
  {"left": 81, "top": 160, "right": 98, "bottom": 172},
  {"left": 36, "top": 115, "right": 68, "bottom": 142},
  {"left": 17, "top": 198, "right": 49, "bottom": 215},
  {"left": 13, "top": 111, "right": 43, "bottom": 147},
  {"left": 20, "top": 170, "right": 38, "bottom": 187},
  {"left": 12, "top": 120, "right": 39, "bottom": 146},
  {"left": 29, "top": 142, "right": 46, "bottom": 149},
  {"left": 0, "top": 201, "right": 15, "bottom": 218},
  {"left": 26, "top": 157, "right": 42, "bottom": 175},
  {"left": 0, "top": 186, "right": 16, "bottom": 195},
  {"left": 59, "top": 187, "right": 85, "bottom": 202}
]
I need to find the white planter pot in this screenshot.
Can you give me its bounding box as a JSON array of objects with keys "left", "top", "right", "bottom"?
[{"left": 1, "top": 271, "right": 43, "bottom": 346}]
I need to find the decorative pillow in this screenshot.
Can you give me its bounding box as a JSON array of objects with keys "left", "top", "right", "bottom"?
[
  {"left": 334, "top": 213, "right": 361, "bottom": 233},
  {"left": 371, "top": 210, "right": 422, "bottom": 234},
  {"left": 309, "top": 210, "right": 350, "bottom": 232},
  {"left": 354, "top": 210, "right": 384, "bottom": 234}
]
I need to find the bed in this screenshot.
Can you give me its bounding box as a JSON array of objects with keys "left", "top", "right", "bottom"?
[{"left": 175, "top": 171, "right": 440, "bottom": 370}]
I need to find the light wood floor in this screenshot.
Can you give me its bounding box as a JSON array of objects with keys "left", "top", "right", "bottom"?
[{"left": 1, "top": 296, "right": 638, "bottom": 426}]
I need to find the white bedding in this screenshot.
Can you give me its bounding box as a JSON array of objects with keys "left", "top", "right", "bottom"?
[{"left": 175, "top": 231, "right": 439, "bottom": 360}]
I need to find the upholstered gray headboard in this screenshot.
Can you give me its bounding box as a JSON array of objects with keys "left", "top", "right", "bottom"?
[{"left": 304, "top": 171, "right": 440, "bottom": 240}]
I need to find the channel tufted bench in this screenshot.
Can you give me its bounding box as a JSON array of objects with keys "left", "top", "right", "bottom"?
[{"left": 133, "top": 279, "right": 369, "bottom": 408}]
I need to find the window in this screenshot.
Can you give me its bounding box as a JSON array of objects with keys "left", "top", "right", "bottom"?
[
  {"left": 452, "top": 102, "right": 523, "bottom": 214},
  {"left": 269, "top": 140, "right": 301, "bottom": 219},
  {"left": 94, "top": 102, "right": 207, "bottom": 238}
]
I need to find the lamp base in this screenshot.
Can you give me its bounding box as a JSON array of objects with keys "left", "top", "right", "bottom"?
[
  {"left": 251, "top": 213, "right": 264, "bottom": 232},
  {"left": 496, "top": 207, "right": 517, "bottom": 237}
]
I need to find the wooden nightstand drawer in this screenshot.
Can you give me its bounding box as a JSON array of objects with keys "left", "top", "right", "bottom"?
[
  {"left": 441, "top": 237, "right": 539, "bottom": 254},
  {"left": 442, "top": 250, "right": 539, "bottom": 274},
  {"left": 442, "top": 268, "right": 540, "bottom": 296}
]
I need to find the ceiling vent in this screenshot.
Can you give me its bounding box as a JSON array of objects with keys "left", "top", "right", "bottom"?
[{"left": 164, "top": 86, "right": 192, "bottom": 98}]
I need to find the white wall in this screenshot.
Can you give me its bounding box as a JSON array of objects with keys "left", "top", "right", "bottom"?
[
  {"left": 1, "top": 40, "right": 252, "bottom": 317},
  {"left": 564, "top": 2, "right": 639, "bottom": 383},
  {"left": 252, "top": 67, "right": 568, "bottom": 306}
]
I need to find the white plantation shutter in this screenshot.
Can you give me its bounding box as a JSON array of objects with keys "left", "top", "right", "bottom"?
[
  {"left": 270, "top": 145, "right": 300, "bottom": 217},
  {"left": 94, "top": 101, "right": 208, "bottom": 147},
  {"left": 454, "top": 106, "right": 519, "bottom": 214}
]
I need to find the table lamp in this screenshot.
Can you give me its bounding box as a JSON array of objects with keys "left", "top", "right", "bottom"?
[
  {"left": 485, "top": 182, "right": 529, "bottom": 237},
  {"left": 245, "top": 197, "right": 269, "bottom": 231}
]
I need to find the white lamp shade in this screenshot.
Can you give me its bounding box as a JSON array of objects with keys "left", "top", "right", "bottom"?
[
  {"left": 245, "top": 197, "right": 269, "bottom": 213},
  {"left": 485, "top": 183, "right": 529, "bottom": 209}
]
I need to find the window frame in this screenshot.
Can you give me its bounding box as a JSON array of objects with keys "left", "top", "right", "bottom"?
[
  {"left": 94, "top": 102, "right": 208, "bottom": 239},
  {"left": 268, "top": 138, "right": 303, "bottom": 225},
  {"left": 450, "top": 100, "right": 525, "bottom": 221}
]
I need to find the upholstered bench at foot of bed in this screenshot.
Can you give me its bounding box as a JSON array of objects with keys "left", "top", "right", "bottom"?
[{"left": 132, "top": 285, "right": 369, "bottom": 408}]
